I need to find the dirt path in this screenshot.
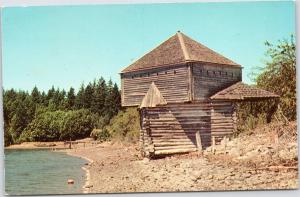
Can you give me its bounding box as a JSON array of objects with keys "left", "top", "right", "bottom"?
[{"left": 67, "top": 142, "right": 298, "bottom": 193}]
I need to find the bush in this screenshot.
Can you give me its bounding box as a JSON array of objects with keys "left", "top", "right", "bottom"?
[
  {"left": 235, "top": 101, "right": 274, "bottom": 136},
  {"left": 93, "top": 115, "right": 110, "bottom": 129},
  {"left": 104, "top": 107, "right": 140, "bottom": 143},
  {"left": 90, "top": 128, "right": 111, "bottom": 141}
]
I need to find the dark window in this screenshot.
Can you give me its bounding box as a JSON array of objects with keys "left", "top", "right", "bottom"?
[
  {"left": 165, "top": 71, "right": 168, "bottom": 74},
  {"left": 148, "top": 73, "right": 150, "bottom": 77},
  {"left": 174, "top": 70, "right": 176, "bottom": 74},
  {"left": 157, "top": 73, "right": 159, "bottom": 76}
]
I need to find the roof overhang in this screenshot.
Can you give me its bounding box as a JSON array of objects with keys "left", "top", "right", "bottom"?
[{"left": 210, "top": 82, "right": 280, "bottom": 101}]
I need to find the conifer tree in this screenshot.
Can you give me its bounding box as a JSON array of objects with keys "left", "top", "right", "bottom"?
[
  {"left": 46, "top": 86, "right": 56, "bottom": 104},
  {"left": 40, "top": 91, "right": 48, "bottom": 106},
  {"left": 66, "top": 87, "right": 76, "bottom": 110},
  {"left": 83, "top": 83, "right": 94, "bottom": 110},
  {"left": 52, "top": 88, "right": 61, "bottom": 109},
  {"left": 31, "top": 86, "right": 41, "bottom": 104},
  {"left": 104, "top": 79, "right": 116, "bottom": 120},
  {"left": 91, "top": 77, "right": 107, "bottom": 115},
  {"left": 75, "top": 83, "right": 85, "bottom": 109},
  {"left": 111, "top": 83, "right": 121, "bottom": 115}
]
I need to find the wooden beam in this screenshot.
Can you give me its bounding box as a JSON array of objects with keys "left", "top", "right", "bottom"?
[
  {"left": 212, "top": 136, "right": 216, "bottom": 154},
  {"left": 195, "top": 130, "right": 202, "bottom": 151},
  {"left": 155, "top": 148, "right": 197, "bottom": 155},
  {"left": 190, "top": 64, "right": 194, "bottom": 100},
  {"left": 223, "top": 136, "right": 227, "bottom": 153},
  {"left": 187, "top": 64, "right": 193, "bottom": 101},
  {"left": 121, "top": 76, "right": 125, "bottom": 106}
]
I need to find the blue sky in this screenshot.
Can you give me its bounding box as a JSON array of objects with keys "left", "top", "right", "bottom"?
[{"left": 2, "top": 1, "right": 295, "bottom": 92}]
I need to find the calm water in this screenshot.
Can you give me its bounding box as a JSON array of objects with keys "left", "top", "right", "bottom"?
[{"left": 5, "top": 149, "right": 87, "bottom": 195}]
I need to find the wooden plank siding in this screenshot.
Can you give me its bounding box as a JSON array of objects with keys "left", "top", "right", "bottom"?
[
  {"left": 140, "top": 101, "right": 236, "bottom": 156},
  {"left": 192, "top": 63, "right": 242, "bottom": 100},
  {"left": 121, "top": 65, "right": 189, "bottom": 106}
]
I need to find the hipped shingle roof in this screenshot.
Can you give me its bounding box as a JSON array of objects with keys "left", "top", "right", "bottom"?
[
  {"left": 210, "top": 82, "right": 279, "bottom": 100},
  {"left": 121, "top": 32, "right": 240, "bottom": 73}
]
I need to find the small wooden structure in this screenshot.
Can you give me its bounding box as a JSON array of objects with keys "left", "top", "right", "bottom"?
[{"left": 120, "top": 31, "right": 279, "bottom": 157}]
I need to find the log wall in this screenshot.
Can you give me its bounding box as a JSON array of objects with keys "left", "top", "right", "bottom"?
[
  {"left": 140, "top": 101, "right": 236, "bottom": 156},
  {"left": 192, "top": 63, "right": 242, "bottom": 100},
  {"left": 121, "top": 65, "right": 189, "bottom": 107}
]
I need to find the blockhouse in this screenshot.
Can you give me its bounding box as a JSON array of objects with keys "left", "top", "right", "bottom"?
[{"left": 120, "top": 31, "right": 279, "bottom": 157}]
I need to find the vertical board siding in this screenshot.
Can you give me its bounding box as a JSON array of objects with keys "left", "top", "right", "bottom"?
[
  {"left": 140, "top": 101, "right": 235, "bottom": 156},
  {"left": 192, "top": 63, "right": 242, "bottom": 100},
  {"left": 121, "top": 65, "right": 189, "bottom": 106}
]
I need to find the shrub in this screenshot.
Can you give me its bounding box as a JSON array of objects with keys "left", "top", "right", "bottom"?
[
  {"left": 235, "top": 101, "right": 272, "bottom": 136},
  {"left": 90, "top": 128, "right": 111, "bottom": 141},
  {"left": 93, "top": 115, "right": 110, "bottom": 129},
  {"left": 105, "top": 107, "right": 140, "bottom": 143}
]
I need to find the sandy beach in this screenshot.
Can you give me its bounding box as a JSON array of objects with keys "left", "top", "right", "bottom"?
[{"left": 65, "top": 138, "right": 298, "bottom": 193}]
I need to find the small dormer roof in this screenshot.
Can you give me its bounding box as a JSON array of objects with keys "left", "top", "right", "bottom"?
[{"left": 140, "top": 82, "right": 167, "bottom": 108}]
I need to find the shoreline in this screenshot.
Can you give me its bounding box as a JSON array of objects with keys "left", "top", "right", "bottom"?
[
  {"left": 5, "top": 147, "right": 69, "bottom": 151},
  {"left": 5, "top": 138, "right": 96, "bottom": 150},
  {"left": 65, "top": 150, "right": 94, "bottom": 194},
  {"left": 5, "top": 141, "right": 68, "bottom": 150}
]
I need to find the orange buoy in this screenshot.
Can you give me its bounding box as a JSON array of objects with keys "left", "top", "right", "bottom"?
[{"left": 67, "top": 179, "right": 74, "bottom": 184}]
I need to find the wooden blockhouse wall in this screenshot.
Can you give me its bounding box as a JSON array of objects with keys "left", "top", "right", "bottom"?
[
  {"left": 192, "top": 64, "right": 242, "bottom": 100},
  {"left": 121, "top": 65, "right": 189, "bottom": 106},
  {"left": 139, "top": 101, "right": 236, "bottom": 156},
  {"left": 121, "top": 63, "right": 242, "bottom": 106}
]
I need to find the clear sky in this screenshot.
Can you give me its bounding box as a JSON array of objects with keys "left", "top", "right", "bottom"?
[{"left": 2, "top": 1, "right": 295, "bottom": 92}]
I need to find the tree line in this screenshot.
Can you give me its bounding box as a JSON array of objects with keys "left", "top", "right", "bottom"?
[{"left": 3, "top": 77, "right": 121, "bottom": 146}]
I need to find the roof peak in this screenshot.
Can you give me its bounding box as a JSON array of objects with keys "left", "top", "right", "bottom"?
[{"left": 176, "top": 31, "right": 190, "bottom": 60}]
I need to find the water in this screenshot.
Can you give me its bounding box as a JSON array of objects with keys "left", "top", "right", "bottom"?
[{"left": 4, "top": 149, "right": 87, "bottom": 195}]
